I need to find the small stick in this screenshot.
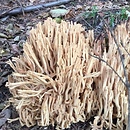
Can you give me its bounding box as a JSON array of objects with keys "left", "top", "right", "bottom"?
[{"left": 0, "top": 0, "right": 71, "bottom": 18}]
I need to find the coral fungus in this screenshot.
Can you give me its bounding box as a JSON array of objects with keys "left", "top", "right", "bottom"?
[{"left": 6, "top": 18, "right": 130, "bottom": 129}]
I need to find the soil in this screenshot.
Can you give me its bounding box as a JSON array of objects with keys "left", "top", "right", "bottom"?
[{"left": 0, "top": 0, "right": 130, "bottom": 130}]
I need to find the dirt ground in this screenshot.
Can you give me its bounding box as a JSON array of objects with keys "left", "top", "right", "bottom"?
[{"left": 0, "top": 0, "right": 130, "bottom": 130}]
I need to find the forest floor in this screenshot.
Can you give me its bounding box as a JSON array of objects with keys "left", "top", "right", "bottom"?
[{"left": 0, "top": 0, "right": 130, "bottom": 130}]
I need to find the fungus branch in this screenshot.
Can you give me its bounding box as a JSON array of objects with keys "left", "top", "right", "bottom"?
[
  {"left": 103, "top": 20, "right": 130, "bottom": 130},
  {"left": 90, "top": 16, "right": 130, "bottom": 129},
  {"left": 89, "top": 53, "right": 126, "bottom": 86},
  {"left": 103, "top": 20, "right": 129, "bottom": 85}
]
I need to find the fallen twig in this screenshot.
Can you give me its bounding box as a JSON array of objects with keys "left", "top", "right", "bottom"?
[{"left": 0, "top": 0, "right": 71, "bottom": 18}]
